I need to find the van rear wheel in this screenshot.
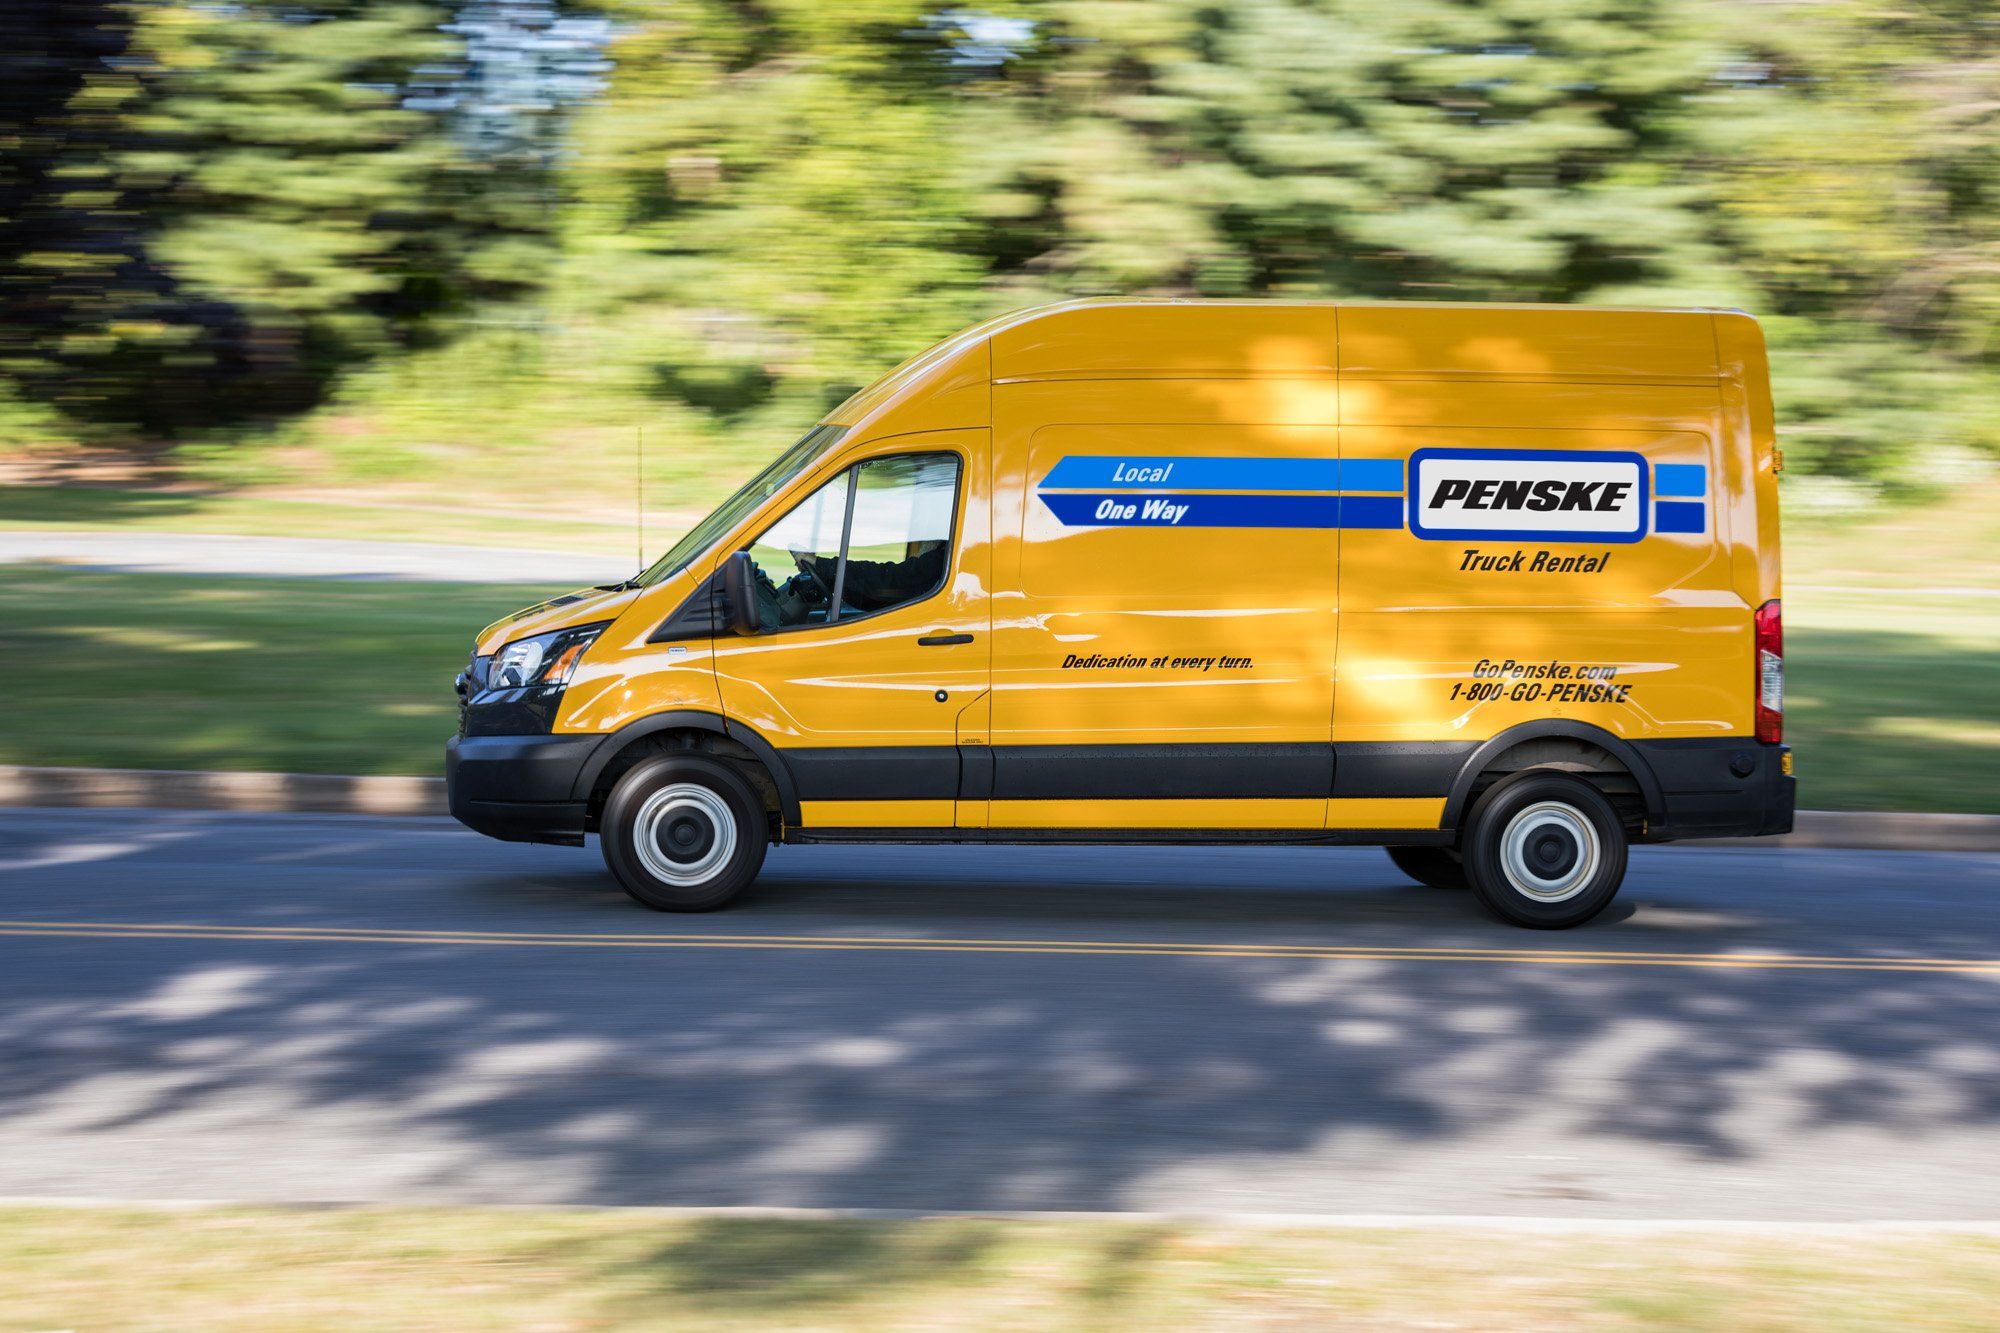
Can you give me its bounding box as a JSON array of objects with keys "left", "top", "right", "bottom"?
[
  {"left": 600, "top": 755, "right": 768, "bottom": 912},
  {"left": 1385, "top": 845, "right": 1468, "bottom": 891},
  {"left": 1462, "top": 772, "right": 1627, "bottom": 929}
]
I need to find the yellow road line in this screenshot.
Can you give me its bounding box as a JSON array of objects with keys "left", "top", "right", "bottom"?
[
  {"left": 1, "top": 919, "right": 1981, "bottom": 963},
  {"left": 0, "top": 920, "right": 1994, "bottom": 975}
]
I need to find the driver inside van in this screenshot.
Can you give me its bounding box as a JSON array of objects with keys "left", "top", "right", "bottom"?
[{"left": 753, "top": 541, "right": 948, "bottom": 629}]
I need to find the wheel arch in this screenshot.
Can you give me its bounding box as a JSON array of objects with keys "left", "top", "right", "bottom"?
[
  {"left": 574, "top": 712, "right": 801, "bottom": 830},
  {"left": 1440, "top": 720, "right": 1664, "bottom": 831}
]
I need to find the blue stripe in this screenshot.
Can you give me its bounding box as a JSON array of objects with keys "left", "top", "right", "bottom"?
[
  {"left": 1040, "top": 492, "right": 1409, "bottom": 529},
  {"left": 1039, "top": 456, "right": 1402, "bottom": 492},
  {"left": 1338, "top": 494, "right": 1404, "bottom": 528},
  {"left": 1655, "top": 500, "right": 1706, "bottom": 534},
  {"left": 1654, "top": 463, "right": 1707, "bottom": 499},
  {"left": 1338, "top": 459, "right": 1404, "bottom": 493}
]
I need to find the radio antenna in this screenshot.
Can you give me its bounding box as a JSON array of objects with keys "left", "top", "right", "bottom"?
[{"left": 635, "top": 426, "right": 645, "bottom": 573}]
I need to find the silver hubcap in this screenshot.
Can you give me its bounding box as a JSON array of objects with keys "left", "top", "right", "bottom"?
[
  {"left": 1499, "top": 800, "right": 1600, "bottom": 903},
  {"left": 632, "top": 783, "right": 737, "bottom": 887}
]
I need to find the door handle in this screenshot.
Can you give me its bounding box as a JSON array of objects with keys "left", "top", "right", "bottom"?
[{"left": 917, "top": 632, "right": 974, "bottom": 646}]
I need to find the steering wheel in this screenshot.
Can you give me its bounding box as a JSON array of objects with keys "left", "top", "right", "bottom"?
[{"left": 789, "top": 549, "right": 833, "bottom": 598}]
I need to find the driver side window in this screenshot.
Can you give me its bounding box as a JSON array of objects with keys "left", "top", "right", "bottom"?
[
  {"left": 745, "top": 468, "right": 849, "bottom": 631},
  {"left": 742, "top": 453, "right": 959, "bottom": 632}
]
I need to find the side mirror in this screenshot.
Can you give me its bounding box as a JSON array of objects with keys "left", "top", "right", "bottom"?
[{"left": 719, "top": 551, "right": 760, "bottom": 636}]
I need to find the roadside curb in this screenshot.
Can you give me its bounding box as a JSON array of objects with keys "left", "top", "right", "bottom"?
[
  {"left": 4, "top": 764, "right": 1997, "bottom": 851},
  {"left": 1695, "top": 811, "right": 2000, "bottom": 853},
  {"left": 0, "top": 765, "right": 446, "bottom": 818},
  {"left": 2, "top": 1195, "right": 1998, "bottom": 1233}
]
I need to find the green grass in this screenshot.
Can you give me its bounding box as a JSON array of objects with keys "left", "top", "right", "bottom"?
[
  {"left": 1, "top": 567, "right": 1994, "bottom": 810},
  {"left": 1785, "top": 482, "right": 2000, "bottom": 592},
  {"left": 2, "top": 1206, "right": 1996, "bottom": 1330},
  {"left": 1783, "top": 470, "right": 2000, "bottom": 811},
  {"left": 1788, "top": 592, "right": 2000, "bottom": 813},
  {"left": 0, "top": 569, "right": 549, "bottom": 776}
]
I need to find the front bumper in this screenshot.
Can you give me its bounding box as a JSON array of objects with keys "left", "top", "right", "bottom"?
[{"left": 445, "top": 733, "right": 602, "bottom": 846}]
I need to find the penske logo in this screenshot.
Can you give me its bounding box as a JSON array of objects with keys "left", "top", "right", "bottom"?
[{"left": 1408, "top": 448, "right": 1650, "bottom": 544}]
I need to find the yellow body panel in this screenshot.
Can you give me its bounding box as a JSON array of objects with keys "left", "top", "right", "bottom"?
[
  {"left": 1326, "top": 798, "right": 1449, "bottom": 829},
  {"left": 986, "top": 799, "right": 1326, "bottom": 830},
  {"left": 990, "top": 387, "right": 1340, "bottom": 749},
  {"left": 1336, "top": 407, "right": 1746, "bottom": 743},
  {"left": 801, "top": 800, "right": 957, "bottom": 828},
  {"left": 779, "top": 796, "right": 1441, "bottom": 833},
  {"left": 508, "top": 299, "right": 1778, "bottom": 839},
  {"left": 545, "top": 568, "right": 723, "bottom": 732}
]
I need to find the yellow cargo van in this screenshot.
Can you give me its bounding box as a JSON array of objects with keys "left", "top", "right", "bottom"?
[{"left": 447, "top": 299, "right": 1793, "bottom": 928}]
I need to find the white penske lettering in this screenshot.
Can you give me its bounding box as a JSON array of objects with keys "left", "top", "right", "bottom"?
[{"left": 1429, "top": 477, "right": 1631, "bottom": 512}]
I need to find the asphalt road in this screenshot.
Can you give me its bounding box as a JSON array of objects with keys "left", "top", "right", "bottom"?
[{"left": 1, "top": 808, "right": 1996, "bottom": 1221}]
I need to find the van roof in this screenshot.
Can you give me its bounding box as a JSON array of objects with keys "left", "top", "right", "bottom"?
[{"left": 825, "top": 298, "right": 1739, "bottom": 426}]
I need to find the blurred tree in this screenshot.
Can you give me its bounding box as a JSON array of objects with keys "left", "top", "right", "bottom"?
[
  {"left": 3, "top": 0, "right": 1995, "bottom": 495},
  {"left": 419, "top": 1, "right": 612, "bottom": 323},
  {"left": 0, "top": 0, "right": 240, "bottom": 435},
  {"left": 569, "top": 1, "right": 1742, "bottom": 428},
  {"left": 568, "top": 0, "right": 1997, "bottom": 492},
  {"left": 125, "top": 0, "right": 495, "bottom": 415},
  {"left": 0, "top": 0, "right": 582, "bottom": 436},
  {"left": 1692, "top": 0, "right": 2000, "bottom": 486},
  {"left": 564, "top": 0, "right": 1021, "bottom": 432},
  {"left": 1022, "top": 0, "right": 1739, "bottom": 302}
]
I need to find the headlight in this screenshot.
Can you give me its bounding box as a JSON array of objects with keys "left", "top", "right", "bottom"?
[{"left": 489, "top": 623, "right": 607, "bottom": 690}]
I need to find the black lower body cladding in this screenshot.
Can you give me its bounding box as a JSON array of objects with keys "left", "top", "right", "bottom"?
[
  {"left": 786, "top": 737, "right": 1794, "bottom": 841},
  {"left": 1635, "top": 739, "right": 1795, "bottom": 840},
  {"left": 970, "top": 743, "right": 1334, "bottom": 802},
  {"left": 443, "top": 726, "right": 1795, "bottom": 847},
  {"left": 445, "top": 733, "right": 597, "bottom": 846}
]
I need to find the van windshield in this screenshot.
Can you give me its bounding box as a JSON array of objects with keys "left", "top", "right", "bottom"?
[{"left": 633, "top": 424, "right": 849, "bottom": 586}]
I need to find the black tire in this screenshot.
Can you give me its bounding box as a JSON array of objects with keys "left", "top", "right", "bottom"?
[
  {"left": 1461, "top": 771, "right": 1627, "bottom": 929},
  {"left": 1385, "top": 845, "right": 1469, "bottom": 891},
  {"left": 600, "top": 755, "right": 769, "bottom": 912}
]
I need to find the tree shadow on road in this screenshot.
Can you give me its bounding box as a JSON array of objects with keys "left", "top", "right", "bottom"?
[{"left": 0, "top": 817, "right": 1996, "bottom": 1219}]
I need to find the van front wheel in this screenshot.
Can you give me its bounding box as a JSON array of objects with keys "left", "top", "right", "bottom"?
[
  {"left": 1462, "top": 773, "right": 1627, "bottom": 929},
  {"left": 600, "top": 756, "right": 768, "bottom": 912}
]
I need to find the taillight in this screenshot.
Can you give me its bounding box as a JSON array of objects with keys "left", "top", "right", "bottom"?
[{"left": 1754, "top": 598, "right": 1783, "bottom": 744}]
